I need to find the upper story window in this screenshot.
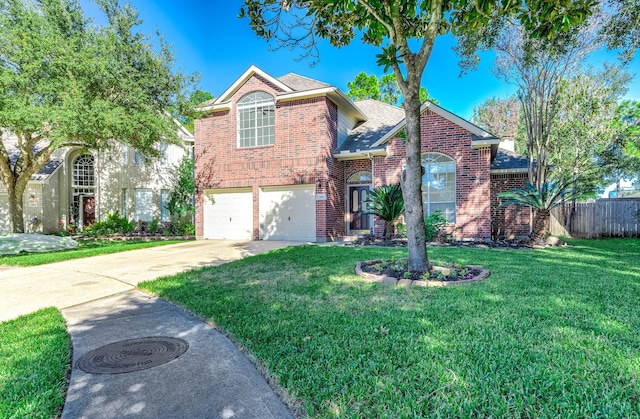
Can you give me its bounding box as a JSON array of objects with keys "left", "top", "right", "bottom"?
[
  {"left": 237, "top": 91, "right": 275, "bottom": 148},
  {"left": 422, "top": 153, "right": 456, "bottom": 223},
  {"left": 159, "top": 142, "right": 169, "bottom": 166},
  {"left": 73, "top": 154, "right": 95, "bottom": 188},
  {"left": 134, "top": 149, "right": 144, "bottom": 166}
]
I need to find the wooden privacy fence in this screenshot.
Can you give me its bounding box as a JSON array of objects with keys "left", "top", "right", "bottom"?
[{"left": 550, "top": 198, "right": 640, "bottom": 238}]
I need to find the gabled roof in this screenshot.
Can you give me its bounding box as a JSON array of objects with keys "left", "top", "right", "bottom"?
[
  {"left": 370, "top": 100, "right": 499, "bottom": 149},
  {"left": 337, "top": 99, "right": 405, "bottom": 155},
  {"left": 198, "top": 65, "right": 367, "bottom": 122}
]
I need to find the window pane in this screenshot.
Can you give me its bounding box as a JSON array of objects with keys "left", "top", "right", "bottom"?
[
  {"left": 238, "top": 91, "right": 274, "bottom": 147},
  {"left": 422, "top": 153, "right": 455, "bottom": 223},
  {"left": 134, "top": 189, "right": 153, "bottom": 222},
  {"left": 352, "top": 190, "right": 358, "bottom": 212},
  {"left": 160, "top": 189, "right": 170, "bottom": 221}
]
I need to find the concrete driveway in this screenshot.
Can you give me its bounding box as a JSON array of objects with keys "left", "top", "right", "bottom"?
[{"left": 0, "top": 239, "right": 302, "bottom": 322}]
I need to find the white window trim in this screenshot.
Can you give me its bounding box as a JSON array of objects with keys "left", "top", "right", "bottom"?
[
  {"left": 422, "top": 152, "right": 456, "bottom": 223},
  {"left": 237, "top": 91, "right": 275, "bottom": 148}
]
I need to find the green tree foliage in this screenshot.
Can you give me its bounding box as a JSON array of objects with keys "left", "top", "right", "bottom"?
[
  {"left": 168, "top": 155, "right": 196, "bottom": 219},
  {"left": 0, "top": 0, "right": 195, "bottom": 233},
  {"left": 346, "top": 72, "right": 380, "bottom": 101},
  {"left": 347, "top": 72, "right": 437, "bottom": 106},
  {"left": 181, "top": 90, "right": 214, "bottom": 133},
  {"left": 597, "top": 100, "right": 640, "bottom": 194},
  {"left": 549, "top": 65, "right": 630, "bottom": 193},
  {"left": 241, "top": 0, "right": 601, "bottom": 273},
  {"left": 499, "top": 180, "right": 587, "bottom": 243},
  {"left": 471, "top": 96, "right": 523, "bottom": 146},
  {"left": 363, "top": 184, "right": 404, "bottom": 240}
]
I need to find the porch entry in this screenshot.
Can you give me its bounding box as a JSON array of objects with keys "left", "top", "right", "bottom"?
[{"left": 349, "top": 185, "right": 371, "bottom": 231}]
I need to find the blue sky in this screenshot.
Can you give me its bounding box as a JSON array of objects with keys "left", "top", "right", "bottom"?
[{"left": 85, "top": 0, "right": 638, "bottom": 120}]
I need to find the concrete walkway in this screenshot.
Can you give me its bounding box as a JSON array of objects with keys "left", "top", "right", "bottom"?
[{"left": 0, "top": 239, "right": 301, "bottom": 418}]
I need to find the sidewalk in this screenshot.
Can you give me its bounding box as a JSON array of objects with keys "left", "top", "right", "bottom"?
[
  {"left": 0, "top": 239, "right": 302, "bottom": 418},
  {"left": 61, "top": 290, "right": 292, "bottom": 418}
]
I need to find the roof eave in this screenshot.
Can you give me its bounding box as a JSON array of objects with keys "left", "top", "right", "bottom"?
[
  {"left": 333, "top": 148, "right": 387, "bottom": 161},
  {"left": 278, "top": 87, "right": 367, "bottom": 122},
  {"left": 490, "top": 168, "right": 529, "bottom": 174}
]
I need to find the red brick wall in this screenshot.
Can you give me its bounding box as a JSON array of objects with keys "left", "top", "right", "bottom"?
[
  {"left": 194, "top": 74, "right": 341, "bottom": 240},
  {"left": 373, "top": 109, "right": 492, "bottom": 239},
  {"left": 490, "top": 172, "right": 530, "bottom": 238}
]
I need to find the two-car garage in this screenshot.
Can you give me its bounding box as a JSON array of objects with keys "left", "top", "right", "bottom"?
[{"left": 202, "top": 185, "right": 316, "bottom": 242}]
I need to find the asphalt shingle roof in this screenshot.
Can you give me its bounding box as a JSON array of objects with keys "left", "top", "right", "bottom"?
[
  {"left": 490, "top": 147, "right": 529, "bottom": 170},
  {"left": 2, "top": 133, "right": 63, "bottom": 182},
  {"left": 338, "top": 99, "right": 405, "bottom": 153},
  {"left": 277, "top": 73, "right": 332, "bottom": 92}
]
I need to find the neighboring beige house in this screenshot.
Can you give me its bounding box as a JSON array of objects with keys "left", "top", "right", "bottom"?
[{"left": 0, "top": 126, "right": 194, "bottom": 234}]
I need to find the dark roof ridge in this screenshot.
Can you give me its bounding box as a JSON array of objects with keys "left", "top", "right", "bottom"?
[{"left": 354, "top": 98, "right": 403, "bottom": 111}]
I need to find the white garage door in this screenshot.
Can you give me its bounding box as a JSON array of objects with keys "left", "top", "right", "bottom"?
[
  {"left": 203, "top": 189, "right": 253, "bottom": 240},
  {"left": 259, "top": 185, "right": 316, "bottom": 241},
  {"left": 0, "top": 194, "right": 9, "bottom": 234}
]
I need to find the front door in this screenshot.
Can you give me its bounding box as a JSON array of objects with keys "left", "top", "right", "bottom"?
[
  {"left": 349, "top": 186, "right": 371, "bottom": 231},
  {"left": 82, "top": 196, "right": 96, "bottom": 227}
]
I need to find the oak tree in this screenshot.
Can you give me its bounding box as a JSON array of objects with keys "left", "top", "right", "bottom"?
[
  {"left": 240, "top": 0, "right": 598, "bottom": 272},
  {"left": 0, "top": 0, "right": 195, "bottom": 232}
]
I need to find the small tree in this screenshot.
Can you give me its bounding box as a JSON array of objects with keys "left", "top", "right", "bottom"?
[
  {"left": 167, "top": 155, "right": 195, "bottom": 219},
  {"left": 498, "top": 180, "right": 586, "bottom": 243},
  {"left": 364, "top": 184, "right": 404, "bottom": 239}
]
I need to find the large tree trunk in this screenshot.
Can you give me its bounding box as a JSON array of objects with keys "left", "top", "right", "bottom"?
[
  {"left": 7, "top": 183, "right": 26, "bottom": 233},
  {"left": 402, "top": 86, "right": 430, "bottom": 272},
  {"left": 530, "top": 209, "right": 550, "bottom": 243}
]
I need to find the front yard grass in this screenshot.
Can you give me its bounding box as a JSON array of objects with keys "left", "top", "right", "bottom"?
[
  {"left": 139, "top": 239, "right": 640, "bottom": 418},
  {"left": 0, "top": 239, "right": 182, "bottom": 266},
  {"left": 0, "top": 308, "right": 70, "bottom": 419}
]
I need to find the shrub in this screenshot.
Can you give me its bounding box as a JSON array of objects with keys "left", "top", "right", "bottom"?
[
  {"left": 149, "top": 218, "right": 159, "bottom": 234},
  {"left": 395, "top": 222, "right": 407, "bottom": 238},
  {"left": 83, "top": 212, "right": 134, "bottom": 237},
  {"left": 424, "top": 210, "right": 449, "bottom": 242}
]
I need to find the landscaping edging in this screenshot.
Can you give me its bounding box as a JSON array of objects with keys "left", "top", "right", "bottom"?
[{"left": 355, "top": 261, "right": 491, "bottom": 287}]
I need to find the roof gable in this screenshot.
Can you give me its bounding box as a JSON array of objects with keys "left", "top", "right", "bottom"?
[
  {"left": 370, "top": 101, "right": 498, "bottom": 148},
  {"left": 213, "top": 65, "right": 293, "bottom": 105}
]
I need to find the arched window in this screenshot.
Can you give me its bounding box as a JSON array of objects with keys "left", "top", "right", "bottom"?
[
  {"left": 237, "top": 91, "right": 275, "bottom": 147},
  {"left": 73, "top": 154, "right": 95, "bottom": 189},
  {"left": 347, "top": 171, "right": 372, "bottom": 183},
  {"left": 422, "top": 153, "right": 456, "bottom": 223}
]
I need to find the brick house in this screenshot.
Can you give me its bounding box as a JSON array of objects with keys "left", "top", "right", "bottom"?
[{"left": 194, "top": 65, "right": 529, "bottom": 242}]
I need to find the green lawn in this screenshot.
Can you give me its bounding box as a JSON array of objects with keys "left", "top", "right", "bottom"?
[
  {"left": 0, "top": 239, "right": 182, "bottom": 266},
  {"left": 0, "top": 308, "right": 70, "bottom": 419},
  {"left": 139, "top": 239, "right": 640, "bottom": 418}
]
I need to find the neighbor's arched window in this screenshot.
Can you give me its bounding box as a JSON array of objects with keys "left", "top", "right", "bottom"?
[
  {"left": 422, "top": 153, "right": 456, "bottom": 223},
  {"left": 237, "top": 91, "right": 275, "bottom": 147},
  {"left": 73, "top": 154, "right": 95, "bottom": 189}
]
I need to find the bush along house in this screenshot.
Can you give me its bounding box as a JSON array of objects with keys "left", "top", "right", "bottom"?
[{"left": 194, "top": 65, "right": 530, "bottom": 242}]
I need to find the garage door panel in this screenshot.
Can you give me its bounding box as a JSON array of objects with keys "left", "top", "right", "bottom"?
[
  {"left": 259, "top": 186, "right": 315, "bottom": 241},
  {"left": 203, "top": 189, "right": 253, "bottom": 240}
]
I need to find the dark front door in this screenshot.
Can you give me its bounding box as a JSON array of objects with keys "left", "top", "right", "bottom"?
[
  {"left": 349, "top": 186, "right": 371, "bottom": 231},
  {"left": 82, "top": 196, "right": 96, "bottom": 227}
]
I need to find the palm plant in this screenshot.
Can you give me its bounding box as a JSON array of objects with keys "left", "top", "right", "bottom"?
[
  {"left": 364, "top": 184, "right": 405, "bottom": 239},
  {"left": 498, "top": 180, "right": 586, "bottom": 243}
]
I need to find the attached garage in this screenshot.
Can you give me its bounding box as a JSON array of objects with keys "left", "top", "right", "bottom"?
[
  {"left": 203, "top": 188, "right": 253, "bottom": 240},
  {"left": 259, "top": 185, "right": 316, "bottom": 241}
]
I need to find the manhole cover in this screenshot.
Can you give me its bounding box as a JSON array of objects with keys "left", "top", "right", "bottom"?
[{"left": 76, "top": 337, "right": 189, "bottom": 374}]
